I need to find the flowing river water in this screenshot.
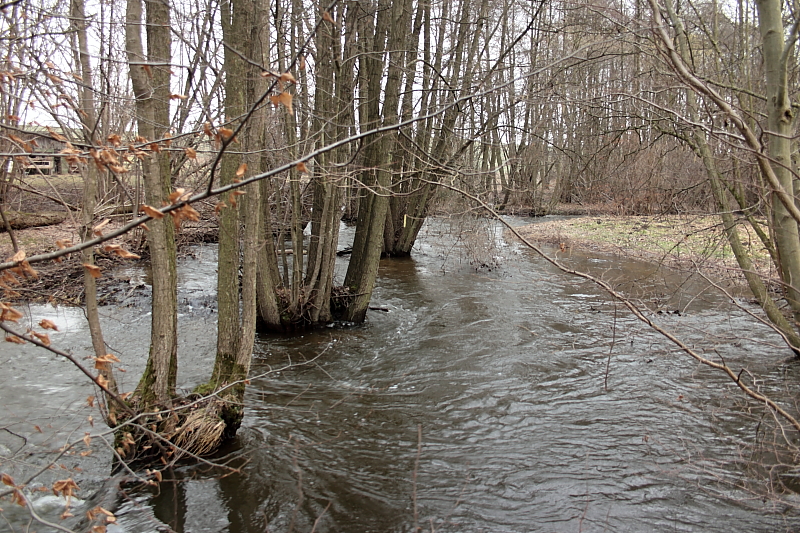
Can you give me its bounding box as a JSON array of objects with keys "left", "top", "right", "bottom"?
[{"left": 2, "top": 216, "right": 800, "bottom": 532}]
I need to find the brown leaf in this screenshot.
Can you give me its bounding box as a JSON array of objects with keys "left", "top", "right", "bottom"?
[
  {"left": 140, "top": 204, "right": 165, "bottom": 219},
  {"left": 86, "top": 396, "right": 95, "bottom": 408},
  {"left": 270, "top": 92, "right": 293, "bottom": 113},
  {"left": 322, "top": 10, "right": 335, "bottom": 23},
  {"left": 5, "top": 335, "right": 25, "bottom": 344},
  {"left": 55, "top": 239, "right": 72, "bottom": 250},
  {"left": 107, "top": 134, "right": 122, "bottom": 147},
  {"left": 113, "top": 249, "right": 141, "bottom": 260},
  {"left": 299, "top": 55, "right": 306, "bottom": 71},
  {"left": 170, "top": 93, "right": 188, "bottom": 100},
  {"left": 53, "top": 478, "right": 79, "bottom": 495},
  {"left": 1, "top": 473, "right": 15, "bottom": 487},
  {"left": 184, "top": 147, "right": 197, "bottom": 159},
  {"left": 39, "top": 319, "right": 59, "bottom": 331},
  {"left": 142, "top": 64, "right": 152, "bottom": 78},
  {"left": 180, "top": 204, "right": 200, "bottom": 221},
  {"left": 46, "top": 126, "right": 67, "bottom": 142},
  {"left": 236, "top": 163, "right": 247, "bottom": 177},
  {"left": 203, "top": 122, "right": 214, "bottom": 137},
  {"left": 296, "top": 161, "right": 309, "bottom": 173},
  {"left": 9, "top": 250, "right": 25, "bottom": 263},
  {"left": 168, "top": 188, "right": 185, "bottom": 204},
  {"left": 9, "top": 134, "right": 25, "bottom": 146},
  {"left": 93, "top": 218, "right": 110, "bottom": 234},
  {"left": 214, "top": 201, "right": 227, "bottom": 215},
  {"left": 32, "top": 331, "right": 50, "bottom": 346},
  {"left": 0, "top": 304, "right": 24, "bottom": 322},
  {"left": 218, "top": 127, "right": 235, "bottom": 142},
  {"left": 83, "top": 264, "right": 102, "bottom": 278},
  {"left": 279, "top": 72, "right": 296, "bottom": 84}
]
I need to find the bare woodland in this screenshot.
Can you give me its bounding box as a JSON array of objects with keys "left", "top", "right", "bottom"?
[{"left": 2, "top": 0, "right": 800, "bottom": 528}]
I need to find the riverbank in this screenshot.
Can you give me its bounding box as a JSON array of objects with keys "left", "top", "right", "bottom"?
[
  {"left": 0, "top": 204, "right": 217, "bottom": 304},
  {"left": 0, "top": 209, "right": 778, "bottom": 303},
  {"left": 515, "top": 214, "right": 776, "bottom": 285}
]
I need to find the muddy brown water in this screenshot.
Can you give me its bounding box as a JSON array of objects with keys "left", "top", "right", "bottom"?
[{"left": 2, "top": 217, "right": 800, "bottom": 532}]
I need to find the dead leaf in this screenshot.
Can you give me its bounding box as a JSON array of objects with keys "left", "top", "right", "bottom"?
[
  {"left": 218, "top": 127, "right": 235, "bottom": 142},
  {"left": 114, "top": 249, "right": 141, "bottom": 260},
  {"left": 20, "top": 260, "right": 37, "bottom": 279},
  {"left": 83, "top": 264, "right": 102, "bottom": 278},
  {"left": 296, "top": 161, "right": 309, "bottom": 173},
  {"left": 279, "top": 72, "right": 296, "bottom": 84},
  {"left": 184, "top": 147, "right": 197, "bottom": 159},
  {"left": 5, "top": 335, "right": 25, "bottom": 344},
  {"left": 32, "top": 331, "right": 50, "bottom": 346},
  {"left": 140, "top": 204, "right": 165, "bottom": 219},
  {"left": 39, "top": 319, "right": 59, "bottom": 331},
  {"left": 46, "top": 126, "right": 67, "bottom": 142},
  {"left": 53, "top": 478, "right": 79, "bottom": 498},
  {"left": 236, "top": 163, "right": 247, "bottom": 177},
  {"left": 1, "top": 473, "right": 15, "bottom": 486},
  {"left": 93, "top": 218, "right": 110, "bottom": 234},
  {"left": 322, "top": 10, "right": 335, "bottom": 23},
  {"left": 270, "top": 92, "right": 293, "bottom": 113}
]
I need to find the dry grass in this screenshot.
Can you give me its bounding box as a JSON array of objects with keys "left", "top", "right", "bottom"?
[{"left": 517, "top": 214, "right": 777, "bottom": 282}]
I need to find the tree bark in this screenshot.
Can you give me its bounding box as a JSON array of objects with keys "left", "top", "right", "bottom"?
[{"left": 126, "top": 0, "right": 178, "bottom": 405}]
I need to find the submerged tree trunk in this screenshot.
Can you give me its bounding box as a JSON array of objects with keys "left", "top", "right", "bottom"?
[
  {"left": 125, "top": 0, "right": 178, "bottom": 405},
  {"left": 201, "top": 0, "right": 266, "bottom": 438},
  {"left": 755, "top": 0, "right": 800, "bottom": 328},
  {"left": 72, "top": 0, "right": 119, "bottom": 413}
]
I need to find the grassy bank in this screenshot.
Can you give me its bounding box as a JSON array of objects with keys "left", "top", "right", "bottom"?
[{"left": 516, "top": 214, "right": 776, "bottom": 284}]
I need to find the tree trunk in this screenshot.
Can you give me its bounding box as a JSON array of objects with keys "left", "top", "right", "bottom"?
[
  {"left": 126, "top": 0, "right": 178, "bottom": 405},
  {"left": 756, "top": 0, "right": 800, "bottom": 326}
]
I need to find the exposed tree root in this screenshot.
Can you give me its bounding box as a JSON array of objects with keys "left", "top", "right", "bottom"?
[{"left": 114, "top": 395, "right": 238, "bottom": 470}]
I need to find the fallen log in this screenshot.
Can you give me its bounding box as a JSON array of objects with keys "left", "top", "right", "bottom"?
[{"left": 0, "top": 211, "right": 68, "bottom": 231}]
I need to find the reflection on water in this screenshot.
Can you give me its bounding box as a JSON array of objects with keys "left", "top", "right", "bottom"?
[{"left": 2, "top": 217, "right": 800, "bottom": 532}]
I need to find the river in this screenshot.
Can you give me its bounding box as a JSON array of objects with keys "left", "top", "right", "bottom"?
[{"left": 1, "top": 216, "right": 799, "bottom": 532}]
